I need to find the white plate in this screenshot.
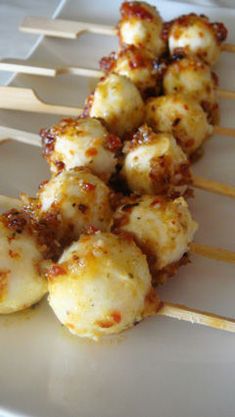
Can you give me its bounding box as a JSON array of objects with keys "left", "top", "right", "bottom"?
[{"left": 1, "top": 1, "right": 235, "bottom": 416}]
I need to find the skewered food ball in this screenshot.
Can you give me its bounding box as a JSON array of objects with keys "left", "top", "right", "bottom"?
[
  {"left": 146, "top": 94, "right": 213, "bottom": 156},
  {"left": 48, "top": 232, "right": 159, "bottom": 340},
  {"left": 37, "top": 168, "right": 113, "bottom": 243},
  {"left": 41, "top": 118, "right": 122, "bottom": 182},
  {"left": 89, "top": 73, "right": 145, "bottom": 137},
  {"left": 100, "top": 46, "right": 159, "bottom": 95},
  {"left": 121, "top": 125, "right": 191, "bottom": 195},
  {"left": 0, "top": 210, "right": 47, "bottom": 314},
  {"left": 118, "top": 1, "right": 166, "bottom": 56},
  {"left": 112, "top": 195, "right": 198, "bottom": 284},
  {"left": 163, "top": 57, "right": 218, "bottom": 122},
  {"left": 168, "top": 14, "right": 228, "bottom": 66}
]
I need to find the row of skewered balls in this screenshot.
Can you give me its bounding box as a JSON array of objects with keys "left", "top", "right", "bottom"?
[
  {"left": 0, "top": 1, "right": 227, "bottom": 339},
  {"left": 96, "top": 0, "right": 227, "bottom": 131},
  {"left": 118, "top": 1, "right": 227, "bottom": 66}
]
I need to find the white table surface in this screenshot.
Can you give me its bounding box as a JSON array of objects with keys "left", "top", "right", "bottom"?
[{"left": 0, "top": 0, "right": 235, "bottom": 417}]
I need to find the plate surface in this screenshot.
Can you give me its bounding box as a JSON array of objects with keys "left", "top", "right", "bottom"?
[{"left": 1, "top": 1, "right": 235, "bottom": 417}]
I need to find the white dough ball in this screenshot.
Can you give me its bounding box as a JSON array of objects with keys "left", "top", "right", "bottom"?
[
  {"left": 41, "top": 117, "right": 122, "bottom": 181},
  {"left": 118, "top": 1, "right": 166, "bottom": 56},
  {"left": 110, "top": 46, "right": 158, "bottom": 94},
  {"left": 122, "top": 125, "right": 191, "bottom": 194},
  {"left": 89, "top": 73, "right": 145, "bottom": 137},
  {"left": 37, "top": 168, "right": 113, "bottom": 242},
  {"left": 163, "top": 57, "right": 217, "bottom": 106},
  {"left": 112, "top": 195, "right": 198, "bottom": 282},
  {"left": 146, "top": 94, "right": 213, "bottom": 156},
  {"left": 168, "top": 14, "right": 227, "bottom": 65},
  {"left": 48, "top": 232, "right": 158, "bottom": 339},
  {"left": 0, "top": 211, "right": 47, "bottom": 314}
]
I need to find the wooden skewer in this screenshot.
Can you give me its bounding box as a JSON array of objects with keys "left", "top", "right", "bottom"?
[
  {"left": 0, "top": 195, "right": 21, "bottom": 210},
  {"left": 20, "top": 16, "right": 235, "bottom": 57},
  {"left": 191, "top": 242, "right": 235, "bottom": 264},
  {"left": 20, "top": 16, "right": 116, "bottom": 39},
  {"left": 0, "top": 59, "right": 103, "bottom": 78},
  {"left": 217, "top": 89, "right": 235, "bottom": 100},
  {"left": 156, "top": 301, "right": 235, "bottom": 333},
  {"left": 0, "top": 126, "right": 41, "bottom": 146},
  {"left": 192, "top": 175, "right": 235, "bottom": 199},
  {"left": 1, "top": 122, "right": 235, "bottom": 199},
  {"left": 213, "top": 125, "right": 235, "bottom": 138},
  {"left": 1, "top": 61, "right": 235, "bottom": 102},
  {"left": 221, "top": 43, "right": 235, "bottom": 53},
  {"left": 0, "top": 86, "right": 81, "bottom": 116},
  {"left": 0, "top": 60, "right": 57, "bottom": 77}
]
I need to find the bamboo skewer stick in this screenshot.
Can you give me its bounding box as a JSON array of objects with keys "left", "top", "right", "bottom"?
[
  {"left": 213, "top": 125, "right": 235, "bottom": 138},
  {"left": 192, "top": 175, "right": 235, "bottom": 199},
  {"left": 217, "top": 89, "right": 235, "bottom": 100},
  {"left": 20, "top": 16, "right": 116, "bottom": 39},
  {"left": 156, "top": 302, "right": 235, "bottom": 333},
  {"left": 0, "top": 126, "right": 41, "bottom": 146},
  {"left": 0, "top": 195, "right": 21, "bottom": 210},
  {"left": 0, "top": 61, "right": 57, "bottom": 77},
  {"left": 0, "top": 86, "right": 81, "bottom": 116},
  {"left": 221, "top": 43, "right": 235, "bottom": 53},
  {"left": 1, "top": 61, "right": 234, "bottom": 101},
  {"left": 191, "top": 242, "right": 235, "bottom": 264},
  {"left": 20, "top": 16, "right": 235, "bottom": 57},
  {"left": 0, "top": 60, "right": 103, "bottom": 78}
]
